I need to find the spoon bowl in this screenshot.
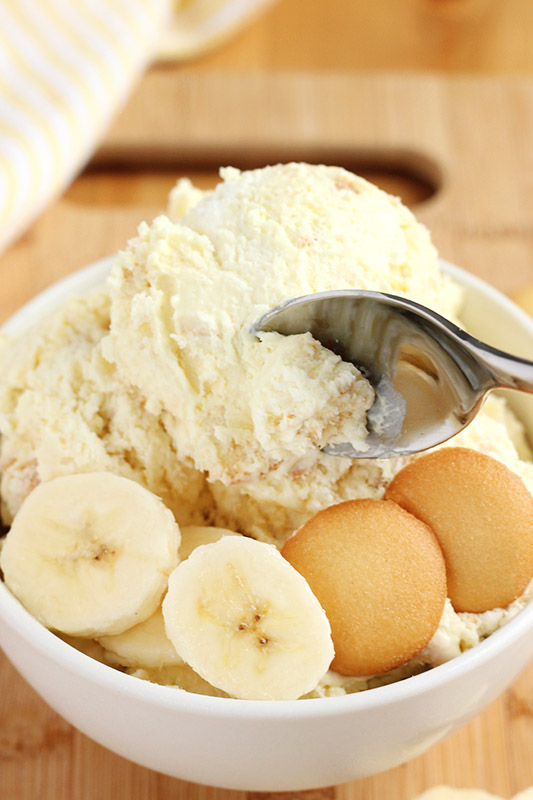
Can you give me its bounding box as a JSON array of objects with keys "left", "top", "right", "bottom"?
[{"left": 253, "top": 290, "right": 533, "bottom": 458}]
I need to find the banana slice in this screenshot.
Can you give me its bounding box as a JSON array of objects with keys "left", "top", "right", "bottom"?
[
  {"left": 162, "top": 536, "right": 334, "bottom": 700},
  {"left": 0, "top": 473, "right": 180, "bottom": 637},
  {"left": 97, "top": 527, "right": 240, "bottom": 669},
  {"left": 98, "top": 607, "right": 184, "bottom": 669},
  {"left": 178, "top": 525, "right": 240, "bottom": 560}
]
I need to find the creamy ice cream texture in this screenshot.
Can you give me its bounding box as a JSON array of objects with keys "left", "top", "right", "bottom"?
[
  {"left": 0, "top": 289, "right": 209, "bottom": 527},
  {"left": 1, "top": 163, "right": 533, "bottom": 697},
  {"left": 105, "top": 162, "right": 457, "bottom": 487}
]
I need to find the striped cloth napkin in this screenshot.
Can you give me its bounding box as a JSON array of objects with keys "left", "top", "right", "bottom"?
[
  {"left": 0, "top": 0, "right": 279, "bottom": 256},
  {"left": 0, "top": 0, "right": 278, "bottom": 256},
  {"left": 0, "top": 0, "right": 171, "bottom": 255}
]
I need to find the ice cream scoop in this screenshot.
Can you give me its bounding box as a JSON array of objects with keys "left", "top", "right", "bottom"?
[{"left": 253, "top": 290, "right": 533, "bottom": 458}]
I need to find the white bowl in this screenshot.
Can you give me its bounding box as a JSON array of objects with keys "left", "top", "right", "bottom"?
[{"left": 1, "top": 258, "right": 533, "bottom": 792}]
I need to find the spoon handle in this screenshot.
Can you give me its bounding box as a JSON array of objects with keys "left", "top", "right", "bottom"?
[{"left": 463, "top": 337, "right": 533, "bottom": 393}]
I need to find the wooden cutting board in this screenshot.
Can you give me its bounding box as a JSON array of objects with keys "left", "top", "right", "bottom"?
[{"left": 1, "top": 71, "right": 533, "bottom": 800}]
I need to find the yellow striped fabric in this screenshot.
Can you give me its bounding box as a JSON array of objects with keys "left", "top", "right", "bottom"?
[{"left": 0, "top": 0, "right": 170, "bottom": 254}]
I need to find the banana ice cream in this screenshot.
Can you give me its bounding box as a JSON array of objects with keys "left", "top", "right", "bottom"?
[
  {"left": 1, "top": 163, "right": 532, "bottom": 700},
  {"left": 105, "top": 162, "right": 455, "bottom": 488},
  {"left": 105, "top": 162, "right": 462, "bottom": 544},
  {"left": 0, "top": 288, "right": 210, "bottom": 527}
]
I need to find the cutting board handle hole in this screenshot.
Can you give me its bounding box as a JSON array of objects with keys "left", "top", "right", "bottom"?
[
  {"left": 326, "top": 148, "right": 442, "bottom": 206},
  {"left": 76, "top": 148, "right": 441, "bottom": 209}
]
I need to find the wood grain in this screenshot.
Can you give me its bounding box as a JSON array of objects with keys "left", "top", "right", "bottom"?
[
  {"left": 177, "top": 0, "right": 533, "bottom": 74},
  {"left": 1, "top": 72, "right": 533, "bottom": 799}
]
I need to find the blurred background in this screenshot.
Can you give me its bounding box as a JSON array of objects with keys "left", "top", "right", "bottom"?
[
  {"left": 173, "top": 0, "right": 533, "bottom": 72},
  {"left": 3, "top": 0, "right": 533, "bottom": 280},
  {"left": 2, "top": 0, "right": 528, "bottom": 312},
  {"left": 79, "top": 0, "right": 533, "bottom": 202}
]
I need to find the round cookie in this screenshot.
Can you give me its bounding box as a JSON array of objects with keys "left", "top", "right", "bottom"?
[
  {"left": 281, "top": 498, "right": 446, "bottom": 677},
  {"left": 385, "top": 447, "right": 533, "bottom": 613}
]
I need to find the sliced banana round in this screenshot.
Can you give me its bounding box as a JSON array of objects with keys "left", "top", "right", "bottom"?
[
  {"left": 162, "top": 536, "right": 334, "bottom": 700},
  {"left": 99, "top": 527, "right": 242, "bottom": 669},
  {"left": 0, "top": 473, "right": 180, "bottom": 637},
  {"left": 178, "top": 525, "right": 240, "bottom": 560},
  {"left": 98, "top": 606, "right": 184, "bottom": 669}
]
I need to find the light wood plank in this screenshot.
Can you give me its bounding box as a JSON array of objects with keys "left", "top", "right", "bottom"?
[{"left": 180, "top": 0, "right": 533, "bottom": 74}]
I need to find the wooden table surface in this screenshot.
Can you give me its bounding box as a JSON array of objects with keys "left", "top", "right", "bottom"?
[
  {"left": 178, "top": 0, "right": 533, "bottom": 74},
  {"left": 1, "top": 3, "right": 533, "bottom": 799}
]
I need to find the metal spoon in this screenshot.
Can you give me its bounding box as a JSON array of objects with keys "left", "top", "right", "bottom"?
[{"left": 252, "top": 290, "right": 533, "bottom": 459}]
